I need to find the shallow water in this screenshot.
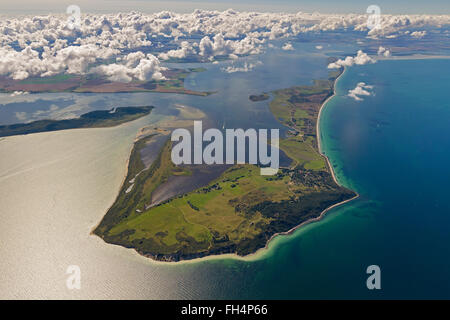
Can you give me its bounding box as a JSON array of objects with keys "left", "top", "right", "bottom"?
[{"left": 140, "top": 134, "right": 169, "bottom": 168}]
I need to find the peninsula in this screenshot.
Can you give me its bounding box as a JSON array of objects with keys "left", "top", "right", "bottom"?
[
  {"left": 93, "top": 66, "right": 357, "bottom": 262},
  {"left": 249, "top": 93, "right": 270, "bottom": 102},
  {"left": 0, "top": 106, "right": 153, "bottom": 138}
]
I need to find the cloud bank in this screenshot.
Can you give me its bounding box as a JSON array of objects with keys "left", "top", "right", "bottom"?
[
  {"left": 328, "top": 50, "right": 376, "bottom": 69},
  {"left": 0, "top": 10, "right": 448, "bottom": 81}
]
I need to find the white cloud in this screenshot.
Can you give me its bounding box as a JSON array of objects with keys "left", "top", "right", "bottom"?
[
  {"left": 159, "top": 41, "right": 198, "bottom": 60},
  {"left": 377, "top": 46, "right": 391, "bottom": 57},
  {"left": 198, "top": 34, "right": 263, "bottom": 59},
  {"left": 10, "top": 91, "right": 29, "bottom": 97},
  {"left": 282, "top": 42, "right": 294, "bottom": 51},
  {"left": 221, "top": 61, "right": 262, "bottom": 73},
  {"left": 348, "top": 82, "right": 374, "bottom": 101},
  {"left": 0, "top": 44, "right": 118, "bottom": 80},
  {"left": 91, "top": 53, "right": 166, "bottom": 82},
  {"left": 411, "top": 30, "right": 427, "bottom": 38},
  {"left": 328, "top": 50, "right": 376, "bottom": 69}
]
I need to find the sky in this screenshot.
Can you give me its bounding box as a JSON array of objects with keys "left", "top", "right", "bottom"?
[{"left": 1, "top": 0, "right": 449, "bottom": 15}]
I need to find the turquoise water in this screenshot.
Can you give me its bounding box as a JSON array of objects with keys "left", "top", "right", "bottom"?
[{"left": 175, "top": 59, "right": 450, "bottom": 299}]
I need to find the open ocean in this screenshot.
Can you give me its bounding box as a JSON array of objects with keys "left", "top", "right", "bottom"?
[{"left": 1, "top": 52, "right": 449, "bottom": 298}]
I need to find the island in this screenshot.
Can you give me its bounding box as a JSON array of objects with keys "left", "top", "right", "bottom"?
[
  {"left": 0, "top": 106, "right": 153, "bottom": 138},
  {"left": 249, "top": 93, "right": 270, "bottom": 102},
  {"left": 93, "top": 66, "right": 357, "bottom": 262},
  {"left": 0, "top": 68, "right": 212, "bottom": 96}
]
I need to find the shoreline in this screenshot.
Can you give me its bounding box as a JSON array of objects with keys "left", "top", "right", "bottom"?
[
  {"left": 95, "top": 65, "right": 359, "bottom": 265},
  {"left": 317, "top": 67, "right": 346, "bottom": 186},
  {"left": 89, "top": 113, "right": 160, "bottom": 236}
]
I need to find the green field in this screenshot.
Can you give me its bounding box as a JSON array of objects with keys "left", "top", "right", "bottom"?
[
  {"left": 249, "top": 93, "right": 270, "bottom": 102},
  {"left": 96, "top": 151, "right": 354, "bottom": 260},
  {"left": 270, "top": 70, "right": 343, "bottom": 171}
]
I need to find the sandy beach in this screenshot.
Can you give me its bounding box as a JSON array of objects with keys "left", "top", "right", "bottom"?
[{"left": 316, "top": 67, "right": 347, "bottom": 186}]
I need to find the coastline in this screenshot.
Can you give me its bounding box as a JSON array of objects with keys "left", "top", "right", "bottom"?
[
  {"left": 316, "top": 67, "right": 346, "bottom": 186},
  {"left": 244, "top": 65, "right": 360, "bottom": 263},
  {"left": 89, "top": 113, "right": 160, "bottom": 235},
  {"left": 94, "top": 65, "right": 359, "bottom": 265}
]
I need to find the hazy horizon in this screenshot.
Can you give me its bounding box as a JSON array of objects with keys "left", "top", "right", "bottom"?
[{"left": 1, "top": 0, "right": 449, "bottom": 15}]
